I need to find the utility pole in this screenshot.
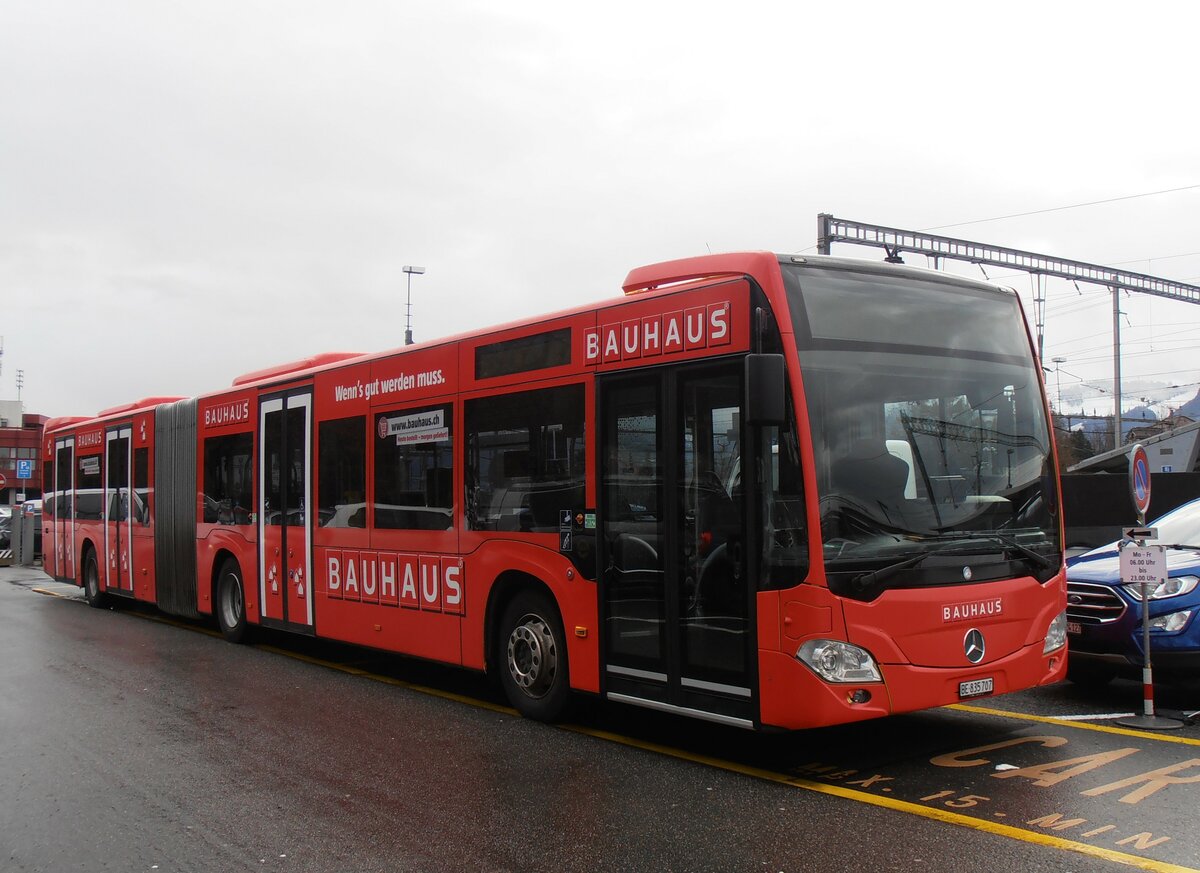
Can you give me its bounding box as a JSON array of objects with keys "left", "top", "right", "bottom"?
[
  {"left": 1033, "top": 274, "right": 1046, "bottom": 365},
  {"left": 1112, "top": 280, "right": 1123, "bottom": 449}
]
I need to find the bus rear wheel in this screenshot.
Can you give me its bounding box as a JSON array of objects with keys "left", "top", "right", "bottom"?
[
  {"left": 83, "top": 549, "right": 107, "bottom": 609},
  {"left": 498, "top": 591, "right": 570, "bottom": 722},
  {"left": 216, "top": 559, "right": 249, "bottom": 644}
]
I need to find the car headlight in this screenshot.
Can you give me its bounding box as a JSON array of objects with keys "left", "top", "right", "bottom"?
[
  {"left": 1123, "top": 574, "right": 1200, "bottom": 600},
  {"left": 796, "top": 639, "right": 881, "bottom": 683},
  {"left": 1043, "top": 610, "right": 1067, "bottom": 654},
  {"left": 1151, "top": 610, "right": 1193, "bottom": 632}
]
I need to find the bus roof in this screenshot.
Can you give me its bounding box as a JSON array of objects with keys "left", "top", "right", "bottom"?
[{"left": 45, "top": 251, "right": 1007, "bottom": 435}]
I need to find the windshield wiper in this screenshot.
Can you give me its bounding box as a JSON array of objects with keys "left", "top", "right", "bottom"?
[
  {"left": 975, "top": 533, "right": 1053, "bottom": 571},
  {"left": 851, "top": 552, "right": 933, "bottom": 592},
  {"left": 850, "top": 535, "right": 1054, "bottom": 596}
]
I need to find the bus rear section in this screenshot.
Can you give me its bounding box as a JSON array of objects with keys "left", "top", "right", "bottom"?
[{"left": 42, "top": 401, "right": 175, "bottom": 609}]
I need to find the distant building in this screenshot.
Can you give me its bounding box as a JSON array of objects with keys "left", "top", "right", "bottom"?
[
  {"left": 1126, "top": 414, "right": 1196, "bottom": 447},
  {"left": 0, "top": 400, "right": 47, "bottom": 505},
  {"left": 1069, "top": 418, "right": 1200, "bottom": 475}
]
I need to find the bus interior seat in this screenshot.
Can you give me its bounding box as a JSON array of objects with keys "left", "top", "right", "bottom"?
[
  {"left": 426, "top": 468, "right": 451, "bottom": 508},
  {"left": 610, "top": 533, "right": 661, "bottom": 596},
  {"left": 612, "top": 532, "right": 658, "bottom": 572},
  {"left": 832, "top": 438, "right": 911, "bottom": 511}
]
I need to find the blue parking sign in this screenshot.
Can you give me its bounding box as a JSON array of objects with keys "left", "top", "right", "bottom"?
[{"left": 16, "top": 459, "right": 32, "bottom": 479}]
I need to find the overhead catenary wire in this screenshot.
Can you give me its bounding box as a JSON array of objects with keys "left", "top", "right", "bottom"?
[{"left": 919, "top": 183, "right": 1200, "bottom": 232}]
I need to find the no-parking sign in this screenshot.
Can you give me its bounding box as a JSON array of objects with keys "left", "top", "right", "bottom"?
[{"left": 1129, "top": 443, "right": 1152, "bottom": 520}]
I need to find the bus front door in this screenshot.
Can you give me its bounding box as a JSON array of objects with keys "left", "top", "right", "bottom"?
[
  {"left": 258, "top": 390, "right": 314, "bottom": 632},
  {"left": 104, "top": 426, "right": 134, "bottom": 596},
  {"left": 599, "top": 363, "right": 755, "bottom": 727}
]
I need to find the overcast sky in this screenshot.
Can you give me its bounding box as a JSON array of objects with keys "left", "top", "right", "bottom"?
[{"left": 5, "top": 1, "right": 1200, "bottom": 419}]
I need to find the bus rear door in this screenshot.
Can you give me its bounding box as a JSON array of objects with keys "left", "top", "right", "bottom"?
[
  {"left": 54, "top": 437, "right": 75, "bottom": 582},
  {"left": 104, "top": 426, "right": 134, "bottom": 596}
]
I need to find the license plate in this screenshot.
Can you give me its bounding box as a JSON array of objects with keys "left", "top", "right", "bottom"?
[
  {"left": 959, "top": 677, "right": 994, "bottom": 698},
  {"left": 1067, "top": 621, "right": 1082, "bottom": 635}
]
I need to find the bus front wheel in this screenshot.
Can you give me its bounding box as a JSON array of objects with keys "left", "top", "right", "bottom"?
[
  {"left": 498, "top": 591, "right": 570, "bottom": 722},
  {"left": 216, "top": 559, "right": 249, "bottom": 644}
]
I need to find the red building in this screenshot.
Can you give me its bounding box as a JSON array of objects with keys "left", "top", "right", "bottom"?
[{"left": 0, "top": 404, "right": 47, "bottom": 505}]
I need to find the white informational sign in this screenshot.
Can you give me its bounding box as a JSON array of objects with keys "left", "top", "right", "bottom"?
[
  {"left": 383, "top": 409, "right": 449, "bottom": 445},
  {"left": 1120, "top": 545, "right": 1166, "bottom": 592}
]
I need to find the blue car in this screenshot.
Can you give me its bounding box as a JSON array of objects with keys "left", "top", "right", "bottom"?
[{"left": 1066, "top": 497, "right": 1200, "bottom": 685}]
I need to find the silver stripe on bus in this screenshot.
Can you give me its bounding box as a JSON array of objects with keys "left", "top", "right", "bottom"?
[
  {"left": 680, "top": 677, "right": 752, "bottom": 698},
  {"left": 606, "top": 693, "right": 754, "bottom": 730},
  {"left": 606, "top": 665, "right": 668, "bottom": 682}
]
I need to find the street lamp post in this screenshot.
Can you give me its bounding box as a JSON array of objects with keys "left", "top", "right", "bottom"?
[
  {"left": 403, "top": 266, "right": 425, "bottom": 346},
  {"left": 1051, "top": 356, "right": 1066, "bottom": 412}
]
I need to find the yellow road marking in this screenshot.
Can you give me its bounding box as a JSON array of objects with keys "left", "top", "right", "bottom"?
[
  {"left": 951, "top": 703, "right": 1200, "bottom": 747},
  {"left": 558, "top": 723, "right": 1197, "bottom": 873},
  {"left": 108, "top": 606, "right": 1198, "bottom": 871}
]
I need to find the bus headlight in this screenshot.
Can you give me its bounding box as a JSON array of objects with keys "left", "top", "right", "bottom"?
[
  {"left": 1151, "top": 610, "right": 1193, "bottom": 632},
  {"left": 1123, "top": 575, "right": 1200, "bottom": 600},
  {"left": 797, "top": 639, "right": 881, "bottom": 683},
  {"left": 1043, "top": 611, "right": 1067, "bottom": 654}
]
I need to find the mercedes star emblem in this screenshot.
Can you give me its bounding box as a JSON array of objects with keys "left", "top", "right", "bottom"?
[{"left": 963, "top": 628, "right": 986, "bottom": 664}]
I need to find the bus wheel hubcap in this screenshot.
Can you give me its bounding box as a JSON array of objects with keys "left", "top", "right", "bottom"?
[
  {"left": 222, "top": 577, "right": 242, "bottom": 626},
  {"left": 507, "top": 615, "right": 556, "bottom": 698}
]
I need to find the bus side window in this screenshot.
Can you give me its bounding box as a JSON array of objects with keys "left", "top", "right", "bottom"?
[
  {"left": 466, "top": 384, "right": 585, "bottom": 533},
  {"left": 761, "top": 415, "right": 808, "bottom": 587},
  {"left": 373, "top": 406, "right": 452, "bottom": 531},
  {"left": 202, "top": 433, "right": 254, "bottom": 526},
  {"left": 318, "top": 416, "right": 366, "bottom": 528},
  {"left": 134, "top": 447, "right": 150, "bottom": 525}
]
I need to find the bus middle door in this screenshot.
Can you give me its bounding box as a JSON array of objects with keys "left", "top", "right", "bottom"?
[{"left": 258, "top": 390, "right": 314, "bottom": 632}]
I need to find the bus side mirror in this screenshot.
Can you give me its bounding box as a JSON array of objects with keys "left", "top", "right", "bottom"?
[{"left": 745, "top": 354, "right": 786, "bottom": 425}]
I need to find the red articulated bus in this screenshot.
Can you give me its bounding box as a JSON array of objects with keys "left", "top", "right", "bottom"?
[{"left": 41, "top": 252, "right": 1067, "bottom": 730}]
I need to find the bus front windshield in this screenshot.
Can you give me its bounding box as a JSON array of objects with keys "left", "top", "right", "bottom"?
[{"left": 782, "top": 263, "right": 1060, "bottom": 593}]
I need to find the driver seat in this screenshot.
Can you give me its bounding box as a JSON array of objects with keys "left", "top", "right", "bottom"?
[{"left": 832, "top": 439, "right": 911, "bottom": 522}]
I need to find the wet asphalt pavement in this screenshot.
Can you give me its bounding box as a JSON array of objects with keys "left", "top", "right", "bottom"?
[{"left": 2, "top": 566, "right": 1195, "bottom": 872}]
